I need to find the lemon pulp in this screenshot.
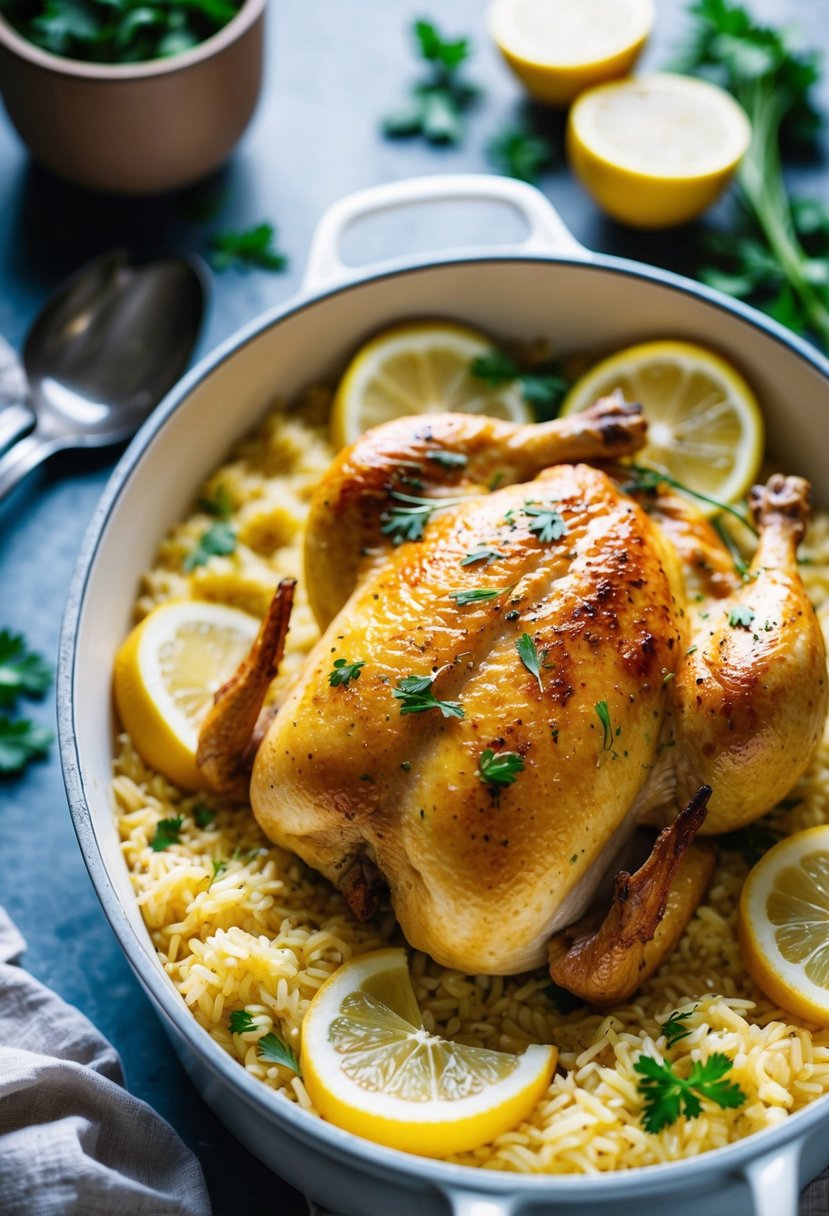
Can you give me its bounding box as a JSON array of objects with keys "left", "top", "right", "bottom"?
[{"left": 301, "top": 948, "right": 557, "bottom": 1155}]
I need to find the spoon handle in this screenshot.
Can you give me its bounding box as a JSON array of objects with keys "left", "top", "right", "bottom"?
[
  {"left": 0, "top": 433, "right": 57, "bottom": 503},
  {"left": 0, "top": 403, "right": 36, "bottom": 453}
]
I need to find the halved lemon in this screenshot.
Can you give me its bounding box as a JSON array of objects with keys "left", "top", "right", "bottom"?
[
  {"left": 301, "top": 948, "right": 557, "bottom": 1156},
  {"left": 559, "top": 339, "right": 764, "bottom": 510},
  {"left": 113, "top": 600, "right": 259, "bottom": 790},
  {"left": 489, "top": 0, "right": 653, "bottom": 106},
  {"left": 567, "top": 74, "right": 751, "bottom": 227},
  {"left": 330, "top": 321, "right": 531, "bottom": 450},
  {"left": 739, "top": 826, "right": 829, "bottom": 1024}
]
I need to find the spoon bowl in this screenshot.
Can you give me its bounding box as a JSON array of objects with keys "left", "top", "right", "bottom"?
[{"left": 0, "top": 249, "right": 205, "bottom": 500}]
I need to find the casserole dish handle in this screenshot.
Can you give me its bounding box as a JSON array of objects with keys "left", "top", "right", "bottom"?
[
  {"left": 303, "top": 174, "right": 589, "bottom": 294},
  {"left": 742, "top": 1140, "right": 802, "bottom": 1216}
]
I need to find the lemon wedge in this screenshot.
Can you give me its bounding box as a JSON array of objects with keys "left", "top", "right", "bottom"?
[
  {"left": 559, "top": 339, "right": 763, "bottom": 511},
  {"left": 113, "top": 600, "right": 260, "bottom": 790},
  {"left": 567, "top": 73, "right": 751, "bottom": 227},
  {"left": 330, "top": 321, "right": 530, "bottom": 450},
  {"left": 489, "top": 0, "right": 653, "bottom": 106},
  {"left": 739, "top": 826, "right": 829, "bottom": 1025},
  {"left": 301, "top": 948, "right": 557, "bottom": 1156}
]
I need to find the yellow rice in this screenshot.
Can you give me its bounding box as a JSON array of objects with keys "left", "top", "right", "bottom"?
[{"left": 114, "top": 392, "right": 829, "bottom": 1172}]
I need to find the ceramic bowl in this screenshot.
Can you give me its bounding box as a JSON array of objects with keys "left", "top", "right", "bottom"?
[{"left": 0, "top": 0, "right": 265, "bottom": 194}]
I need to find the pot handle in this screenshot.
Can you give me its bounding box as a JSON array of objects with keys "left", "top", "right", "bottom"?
[
  {"left": 742, "top": 1140, "right": 802, "bottom": 1216},
  {"left": 441, "top": 1188, "right": 520, "bottom": 1216},
  {"left": 302, "top": 174, "right": 589, "bottom": 294}
]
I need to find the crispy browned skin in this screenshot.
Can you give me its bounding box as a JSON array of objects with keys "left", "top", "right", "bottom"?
[
  {"left": 548, "top": 787, "right": 715, "bottom": 1005},
  {"left": 196, "top": 578, "right": 295, "bottom": 801}
]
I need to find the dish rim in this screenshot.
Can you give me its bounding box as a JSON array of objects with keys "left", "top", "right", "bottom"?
[{"left": 58, "top": 247, "right": 829, "bottom": 1197}]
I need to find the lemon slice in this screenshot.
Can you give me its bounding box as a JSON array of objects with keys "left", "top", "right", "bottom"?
[
  {"left": 489, "top": 0, "right": 653, "bottom": 106},
  {"left": 560, "top": 339, "right": 763, "bottom": 510},
  {"left": 739, "top": 826, "right": 829, "bottom": 1024},
  {"left": 330, "top": 321, "right": 531, "bottom": 450},
  {"left": 567, "top": 74, "right": 751, "bottom": 227},
  {"left": 301, "top": 948, "right": 557, "bottom": 1156},
  {"left": 113, "top": 600, "right": 260, "bottom": 790}
]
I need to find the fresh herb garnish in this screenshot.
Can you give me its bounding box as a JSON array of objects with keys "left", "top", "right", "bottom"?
[
  {"left": 151, "top": 815, "right": 184, "bottom": 852},
  {"left": 676, "top": 0, "right": 829, "bottom": 348},
  {"left": 0, "top": 716, "right": 52, "bottom": 775},
  {"left": 427, "top": 449, "right": 468, "bottom": 469},
  {"left": 515, "top": 633, "right": 544, "bottom": 692},
  {"left": 449, "top": 586, "right": 512, "bottom": 606},
  {"left": 487, "top": 124, "right": 556, "bottom": 184},
  {"left": 624, "top": 465, "right": 757, "bottom": 534},
  {"left": 477, "top": 747, "right": 525, "bottom": 787},
  {"left": 595, "top": 700, "right": 615, "bottom": 751},
  {"left": 0, "top": 630, "right": 52, "bottom": 706},
  {"left": 634, "top": 1052, "right": 746, "bottom": 1133},
  {"left": 460, "top": 548, "right": 505, "bottom": 567},
  {"left": 199, "top": 484, "right": 234, "bottom": 519},
  {"left": 209, "top": 224, "right": 288, "bottom": 272},
  {"left": 471, "top": 349, "right": 570, "bottom": 422},
  {"left": 193, "top": 805, "right": 216, "bottom": 829},
  {"left": 393, "top": 674, "right": 464, "bottom": 719},
  {"left": 258, "top": 1031, "right": 302, "bottom": 1074},
  {"left": 661, "top": 1007, "right": 698, "bottom": 1047},
  {"left": 524, "top": 501, "right": 567, "bottom": 544},
  {"left": 183, "top": 521, "right": 237, "bottom": 571},
  {"left": 382, "top": 19, "right": 478, "bottom": 145},
  {"left": 229, "top": 1009, "right": 256, "bottom": 1035},
  {"left": 380, "top": 490, "right": 468, "bottom": 545},
  {"left": 328, "top": 659, "right": 366, "bottom": 688},
  {"left": 728, "top": 605, "right": 756, "bottom": 629},
  {"left": 209, "top": 859, "right": 228, "bottom": 887},
  {"left": 0, "top": 0, "right": 243, "bottom": 64}
]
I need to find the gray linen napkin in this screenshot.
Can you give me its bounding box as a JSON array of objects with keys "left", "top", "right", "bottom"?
[{"left": 0, "top": 906, "right": 211, "bottom": 1216}]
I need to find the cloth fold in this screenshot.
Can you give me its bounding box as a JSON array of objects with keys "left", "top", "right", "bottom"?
[{"left": 0, "top": 906, "right": 211, "bottom": 1216}]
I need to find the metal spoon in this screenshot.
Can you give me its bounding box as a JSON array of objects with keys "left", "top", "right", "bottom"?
[{"left": 0, "top": 249, "right": 205, "bottom": 502}]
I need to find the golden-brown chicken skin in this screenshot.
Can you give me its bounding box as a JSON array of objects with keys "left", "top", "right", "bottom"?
[{"left": 199, "top": 400, "right": 828, "bottom": 987}]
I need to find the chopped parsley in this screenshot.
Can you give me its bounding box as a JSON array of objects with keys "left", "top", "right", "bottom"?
[
  {"left": 634, "top": 1053, "right": 746, "bottom": 1134},
  {"left": 460, "top": 548, "right": 505, "bottom": 567},
  {"left": 328, "top": 659, "right": 365, "bottom": 688},
  {"left": 524, "top": 501, "right": 567, "bottom": 544},
  {"left": 595, "top": 700, "right": 615, "bottom": 751},
  {"left": 183, "top": 521, "right": 236, "bottom": 571},
  {"left": 0, "top": 716, "right": 52, "bottom": 775},
  {"left": 151, "top": 815, "right": 184, "bottom": 852},
  {"left": 728, "top": 605, "right": 756, "bottom": 629},
  {"left": 515, "top": 633, "right": 544, "bottom": 692},
  {"left": 193, "top": 804, "right": 216, "bottom": 829},
  {"left": 449, "top": 586, "right": 511, "bottom": 606},
  {"left": 258, "top": 1031, "right": 302, "bottom": 1074},
  {"left": 660, "top": 1007, "right": 698, "bottom": 1047},
  {"left": 229, "top": 1009, "right": 256, "bottom": 1034},
  {"left": 382, "top": 19, "right": 478, "bottom": 145},
  {"left": 470, "top": 350, "right": 570, "bottom": 421},
  {"left": 427, "top": 448, "right": 468, "bottom": 469},
  {"left": 477, "top": 748, "right": 525, "bottom": 787},
  {"left": 487, "top": 123, "right": 556, "bottom": 184},
  {"left": 198, "top": 484, "right": 233, "bottom": 519},
  {"left": 393, "top": 674, "right": 463, "bottom": 719}
]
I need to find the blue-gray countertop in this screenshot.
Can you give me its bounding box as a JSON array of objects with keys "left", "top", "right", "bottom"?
[{"left": 1, "top": 1, "right": 827, "bottom": 1212}]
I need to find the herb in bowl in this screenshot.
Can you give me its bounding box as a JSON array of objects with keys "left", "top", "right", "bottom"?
[{"left": 0, "top": 0, "right": 245, "bottom": 64}]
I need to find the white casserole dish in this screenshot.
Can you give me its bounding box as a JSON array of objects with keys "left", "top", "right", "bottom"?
[{"left": 59, "top": 174, "right": 829, "bottom": 1216}]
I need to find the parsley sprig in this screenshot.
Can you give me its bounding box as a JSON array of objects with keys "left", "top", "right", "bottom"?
[
  {"left": 635, "top": 1052, "right": 746, "bottom": 1133},
  {"left": 676, "top": 0, "right": 829, "bottom": 348},
  {"left": 383, "top": 19, "right": 478, "bottom": 145},
  {"left": 471, "top": 349, "right": 570, "bottom": 422},
  {"left": 487, "top": 123, "right": 556, "bottom": 184},
  {"left": 229, "top": 1009, "right": 256, "bottom": 1035},
  {"left": 477, "top": 747, "right": 524, "bottom": 787},
  {"left": 151, "top": 815, "right": 184, "bottom": 852},
  {"left": 209, "top": 223, "right": 288, "bottom": 272},
  {"left": 728, "top": 605, "right": 756, "bottom": 629},
  {"left": 328, "top": 659, "right": 365, "bottom": 688},
  {"left": 660, "top": 1007, "right": 698, "bottom": 1047},
  {"left": 393, "top": 674, "right": 463, "bottom": 719},
  {"left": 524, "top": 501, "right": 567, "bottom": 544},
  {"left": 0, "top": 629, "right": 53, "bottom": 776},
  {"left": 380, "top": 490, "right": 469, "bottom": 545},
  {"left": 449, "top": 585, "right": 512, "bottom": 607},
  {"left": 183, "top": 521, "right": 237, "bottom": 571},
  {"left": 258, "top": 1031, "right": 302, "bottom": 1074}
]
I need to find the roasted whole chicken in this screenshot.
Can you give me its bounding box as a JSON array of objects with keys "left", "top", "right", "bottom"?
[{"left": 198, "top": 399, "right": 828, "bottom": 1003}]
